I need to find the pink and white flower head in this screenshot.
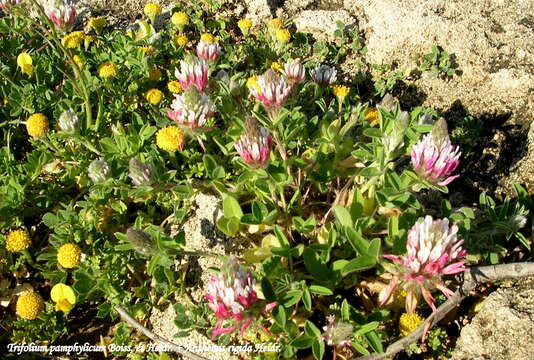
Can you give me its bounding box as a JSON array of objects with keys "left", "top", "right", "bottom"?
[
  {"left": 249, "top": 69, "right": 292, "bottom": 110},
  {"left": 235, "top": 117, "right": 272, "bottom": 168},
  {"left": 284, "top": 58, "right": 305, "bottom": 86},
  {"left": 411, "top": 118, "right": 461, "bottom": 186},
  {"left": 196, "top": 41, "right": 221, "bottom": 62},
  {"left": 167, "top": 86, "right": 215, "bottom": 129},
  {"left": 204, "top": 256, "right": 276, "bottom": 339},
  {"left": 380, "top": 216, "right": 467, "bottom": 313},
  {"left": 311, "top": 64, "right": 337, "bottom": 86},
  {"left": 44, "top": 0, "right": 77, "bottom": 31},
  {"left": 174, "top": 55, "right": 209, "bottom": 92},
  {"left": 0, "top": 0, "right": 21, "bottom": 11}
]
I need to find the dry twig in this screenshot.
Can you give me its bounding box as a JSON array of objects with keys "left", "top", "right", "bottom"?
[
  {"left": 355, "top": 262, "right": 534, "bottom": 360},
  {"left": 114, "top": 305, "right": 209, "bottom": 360}
]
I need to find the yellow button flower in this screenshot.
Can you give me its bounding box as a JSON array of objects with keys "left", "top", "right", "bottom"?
[
  {"left": 399, "top": 312, "right": 424, "bottom": 336},
  {"left": 26, "top": 113, "right": 49, "bottom": 138},
  {"left": 5, "top": 229, "right": 30, "bottom": 253},
  {"left": 144, "top": 2, "right": 161, "bottom": 17},
  {"left": 174, "top": 34, "right": 188, "bottom": 47},
  {"left": 156, "top": 126, "right": 186, "bottom": 151},
  {"left": 17, "top": 52, "right": 33, "bottom": 75},
  {"left": 57, "top": 243, "right": 82, "bottom": 269},
  {"left": 246, "top": 76, "right": 261, "bottom": 94},
  {"left": 270, "top": 61, "right": 283, "bottom": 72},
  {"left": 200, "top": 33, "right": 215, "bottom": 43},
  {"left": 98, "top": 61, "right": 118, "bottom": 79},
  {"left": 238, "top": 18, "right": 252, "bottom": 34},
  {"left": 51, "top": 283, "right": 76, "bottom": 313},
  {"left": 364, "top": 108, "right": 380, "bottom": 126},
  {"left": 167, "top": 80, "right": 182, "bottom": 94},
  {"left": 16, "top": 291, "right": 44, "bottom": 320},
  {"left": 61, "top": 31, "right": 85, "bottom": 48},
  {"left": 88, "top": 17, "right": 107, "bottom": 32},
  {"left": 148, "top": 68, "right": 162, "bottom": 81},
  {"left": 275, "top": 28, "right": 291, "bottom": 42},
  {"left": 138, "top": 45, "right": 155, "bottom": 55},
  {"left": 333, "top": 85, "right": 350, "bottom": 98},
  {"left": 171, "top": 11, "right": 188, "bottom": 26},
  {"left": 145, "top": 88, "right": 163, "bottom": 105},
  {"left": 269, "top": 18, "right": 283, "bottom": 29},
  {"left": 72, "top": 55, "right": 84, "bottom": 70}
]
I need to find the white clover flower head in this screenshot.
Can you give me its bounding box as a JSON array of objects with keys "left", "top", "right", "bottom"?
[
  {"left": 249, "top": 69, "right": 292, "bottom": 110},
  {"left": 87, "top": 157, "right": 110, "bottom": 184},
  {"left": 196, "top": 41, "right": 221, "bottom": 62},
  {"left": 43, "top": 0, "right": 76, "bottom": 30},
  {"left": 234, "top": 117, "right": 272, "bottom": 168},
  {"left": 167, "top": 86, "right": 215, "bottom": 129},
  {"left": 311, "top": 64, "right": 337, "bottom": 86},
  {"left": 174, "top": 55, "right": 209, "bottom": 92},
  {"left": 380, "top": 215, "right": 467, "bottom": 313},
  {"left": 58, "top": 108, "right": 79, "bottom": 134},
  {"left": 321, "top": 315, "right": 353, "bottom": 347},
  {"left": 284, "top": 58, "right": 305, "bottom": 85}
]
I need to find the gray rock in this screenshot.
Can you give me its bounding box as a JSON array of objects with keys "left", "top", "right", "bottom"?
[
  {"left": 294, "top": 9, "right": 356, "bottom": 42},
  {"left": 345, "top": 0, "right": 533, "bottom": 128},
  {"left": 452, "top": 277, "right": 534, "bottom": 360}
]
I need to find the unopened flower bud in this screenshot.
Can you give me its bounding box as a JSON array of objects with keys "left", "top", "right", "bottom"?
[
  {"left": 58, "top": 108, "right": 79, "bottom": 134},
  {"left": 128, "top": 158, "right": 154, "bottom": 186},
  {"left": 88, "top": 157, "right": 110, "bottom": 184}
]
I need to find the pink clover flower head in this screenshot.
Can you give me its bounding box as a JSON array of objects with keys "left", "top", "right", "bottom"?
[
  {"left": 321, "top": 315, "right": 353, "bottom": 348},
  {"left": 380, "top": 216, "right": 467, "bottom": 313},
  {"left": 284, "top": 58, "right": 305, "bottom": 86},
  {"left": 44, "top": 0, "right": 77, "bottom": 31},
  {"left": 174, "top": 55, "right": 209, "bottom": 92},
  {"left": 411, "top": 118, "right": 461, "bottom": 186},
  {"left": 167, "top": 86, "right": 215, "bottom": 129},
  {"left": 196, "top": 41, "right": 221, "bottom": 62},
  {"left": 249, "top": 69, "right": 292, "bottom": 110},
  {"left": 0, "top": 0, "right": 21, "bottom": 11},
  {"left": 311, "top": 64, "right": 337, "bottom": 86},
  {"left": 204, "top": 256, "right": 274, "bottom": 339},
  {"left": 234, "top": 117, "right": 272, "bottom": 168}
]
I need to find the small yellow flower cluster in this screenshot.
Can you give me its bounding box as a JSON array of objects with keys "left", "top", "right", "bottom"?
[
  {"left": 145, "top": 88, "right": 163, "bottom": 105},
  {"left": 246, "top": 76, "right": 261, "bottom": 94},
  {"left": 200, "top": 33, "right": 215, "bottom": 43},
  {"left": 62, "top": 31, "right": 85, "bottom": 48},
  {"left": 138, "top": 45, "right": 154, "bottom": 55},
  {"left": 174, "top": 34, "right": 188, "bottom": 47},
  {"left": 57, "top": 243, "right": 82, "bottom": 268},
  {"left": 72, "top": 55, "right": 84, "bottom": 69},
  {"left": 17, "top": 52, "right": 33, "bottom": 75},
  {"left": 16, "top": 291, "right": 44, "bottom": 320},
  {"left": 167, "top": 80, "right": 182, "bottom": 94},
  {"left": 270, "top": 62, "right": 283, "bottom": 72},
  {"left": 275, "top": 29, "right": 291, "bottom": 43},
  {"left": 26, "top": 113, "right": 49, "bottom": 138},
  {"left": 364, "top": 108, "right": 380, "bottom": 126},
  {"left": 98, "top": 61, "right": 117, "bottom": 79},
  {"left": 144, "top": 2, "right": 161, "bottom": 17},
  {"left": 88, "top": 17, "right": 107, "bottom": 31},
  {"left": 268, "top": 18, "right": 283, "bottom": 29},
  {"left": 5, "top": 229, "right": 30, "bottom": 253},
  {"left": 399, "top": 312, "right": 423, "bottom": 336},
  {"left": 156, "top": 126, "right": 186, "bottom": 151},
  {"left": 171, "top": 11, "right": 188, "bottom": 26},
  {"left": 238, "top": 18, "right": 252, "bottom": 35},
  {"left": 148, "top": 68, "right": 162, "bottom": 81},
  {"left": 333, "top": 85, "right": 350, "bottom": 98}
]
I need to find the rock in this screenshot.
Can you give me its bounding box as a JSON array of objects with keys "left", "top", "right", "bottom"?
[
  {"left": 293, "top": 9, "right": 356, "bottom": 42},
  {"left": 498, "top": 119, "right": 534, "bottom": 196},
  {"left": 150, "top": 304, "right": 238, "bottom": 360},
  {"left": 243, "top": 0, "right": 274, "bottom": 25},
  {"left": 345, "top": 0, "right": 533, "bottom": 128},
  {"left": 452, "top": 277, "right": 534, "bottom": 360}
]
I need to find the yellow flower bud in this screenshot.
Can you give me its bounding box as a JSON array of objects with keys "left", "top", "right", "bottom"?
[
  {"left": 171, "top": 11, "right": 188, "bottom": 26},
  {"left": 17, "top": 52, "right": 33, "bottom": 75},
  {"left": 269, "top": 18, "right": 283, "bottom": 29},
  {"left": 275, "top": 28, "right": 291, "bottom": 42},
  {"left": 98, "top": 61, "right": 118, "bottom": 79},
  {"left": 144, "top": 2, "right": 161, "bottom": 17},
  {"left": 167, "top": 80, "right": 182, "bottom": 94},
  {"left": 399, "top": 312, "right": 424, "bottom": 336},
  {"left": 200, "top": 33, "right": 215, "bottom": 43},
  {"left": 333, "top": 85, "right": 350, "bottom": 98},
  {"left": 61, "top": 31, "right": 85, "bottom": 48},
  {"left": 51, "top": 283, "right": 76, "bottom": 313},
  {"left": 364, "top": 108, "right": 380, "bottom": 126},
  {"left": 174, "top": 34, "right": 188, "bottom": 47}
]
